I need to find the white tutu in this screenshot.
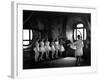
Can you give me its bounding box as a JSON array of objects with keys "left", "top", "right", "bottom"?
[
  {"left": 55, "top": 44, "right": 60, "bottom": 50},
  {"left": 39, "top": 47, "right": 45, "bottom": 52},
  {"left": 55, "top": 41, "right": 60, "bottom": 50},
  {"left": 59, "top": 45, "right": 65, "bottom": 52},
  {"left": 45, "top": 41, "right": 51, "bottom": 51},
  {"left": 45, "top": 46, "right": 51, "bottom": 51},
  {"left": 33, "top": 47, "right": 39, "bottom": 53}
]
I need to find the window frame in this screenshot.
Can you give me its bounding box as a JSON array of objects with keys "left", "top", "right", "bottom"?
[
  {"left": 73, "top": 22, "right": 86, "bottom": 41},
  {"left": 23, "top": 29, "right": 32, "bottom": 46}
]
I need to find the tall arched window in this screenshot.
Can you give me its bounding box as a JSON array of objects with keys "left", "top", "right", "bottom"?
[
  {"left": 23, "top": 29, "right": 32, "bottom": 48},
  {"left": 73, "top": 23, "right": 86, "bottom": 40}
]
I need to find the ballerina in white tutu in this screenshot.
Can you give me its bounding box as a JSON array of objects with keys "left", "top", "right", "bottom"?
[
  {"left": 33, "top": 41, "right": 40, "bottom": 62},
  {"left": 39, "top": 39, "right": 45, "bottom": 61},
  {"left": 59, "top": 39, "right": 65, "bottom": 57},
  {"left": 54, "top": 38, "right": 60, "bottom": 58},
  {"left": 45, "top": 39, "right": 51, "bottom": 59},
  {"left": 51, "top": 40, "right": 56, "bottom": 59}
]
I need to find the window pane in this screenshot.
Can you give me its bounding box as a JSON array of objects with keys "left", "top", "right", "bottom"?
[
  {"left": 84, "top": 29, "right": 87, "bottom": 40},
  {"left": 30, "top": 30, "right": 33, "bottom": 40},
  {"left": 23, "top": 46, "right": 28, "bottom": 49},
  {"left": 74, "top": 27, "right": 86, "bottom": 40},
  {"left": 74, "top": 29, "right": 77, "bottom": 40},
  {"left": 77, "top": 23, "right": 84, "bottom": 28},
  {"left": 23, "top": 30, "right": 29, "bottom": 40},
  {"left": 77, "top": 29, "right": 83, "bottom": 40},
  {"left": 23, "top": 41, "right": 29, "bottom": 45}
]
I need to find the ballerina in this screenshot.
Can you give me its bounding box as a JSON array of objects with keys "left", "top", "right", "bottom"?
[
  {"left": 33, "top": 41, "right": 40, "bottom": 62},
  {"left": 45, "top": 39, "right": 51, "bottom": 59},
  {"left": 51, "top": 40, "right": 56, "bottom": 59},
  {"left": 54, "top": 38, "right": 60, "bottom": 58},
  {"left": 39, "top": 39, "right": 45, "bottom": 61},
  {"left": 59, "top": 39, "right": 65, "bottom": 57}
]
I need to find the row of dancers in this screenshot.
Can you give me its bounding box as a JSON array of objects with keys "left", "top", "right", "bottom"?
[{"left": 33, "top": 39, "right": 65, "bottom": 62}]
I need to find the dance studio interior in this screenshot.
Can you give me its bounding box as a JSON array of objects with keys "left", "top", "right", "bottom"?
[{"left": 23, "top": 10, "right": 91, "bottom": 69}]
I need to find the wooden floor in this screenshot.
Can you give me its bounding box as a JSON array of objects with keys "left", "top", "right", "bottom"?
[{"left": 23, "top": 57, "right": 88, "bottom": 69}]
